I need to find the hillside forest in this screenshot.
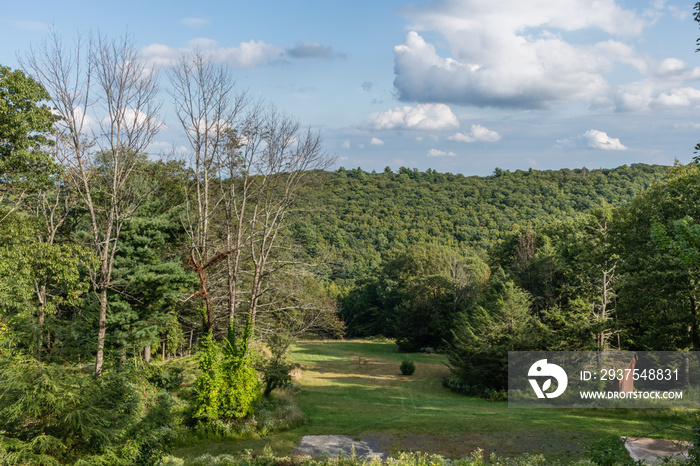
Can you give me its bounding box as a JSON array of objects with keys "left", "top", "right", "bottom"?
[{"left": 0, "top": 31, "right": 699, "bottom": 464}]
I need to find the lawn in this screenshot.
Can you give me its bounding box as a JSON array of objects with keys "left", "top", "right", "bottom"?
[{"left": 172, "top": 340, "right": 694, "bottom": 462}]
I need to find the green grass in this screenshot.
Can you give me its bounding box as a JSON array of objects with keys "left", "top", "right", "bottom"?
[{"left": 172, "top": 340, "right": 695, "bottom": 462}]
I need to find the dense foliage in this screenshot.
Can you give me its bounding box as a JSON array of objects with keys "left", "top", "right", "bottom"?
[{"left": 295, "top": 164, "right": 667, "bottom": 281}]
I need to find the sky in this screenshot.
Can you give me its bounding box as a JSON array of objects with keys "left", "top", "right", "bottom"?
[{"left": 1, "top": 0, "right": 700, "bottom": 176}]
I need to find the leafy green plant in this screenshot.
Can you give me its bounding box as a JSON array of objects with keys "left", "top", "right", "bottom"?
[
  {"left": 0, "top": 354, "right": 174, "bottom": 465},
  {"left": 145, "top": 364, "right": 185, "bottom": 391},
  {"left": 442, "top": 373, "right": 507, "bottom": 401},
  {"left": 259, "top": 358, "right": 297, "bottom": 398},
  {"left": 689, "top": 414, "right": 700, "bottom": 465},
  {"left": 193, "top": 330, "right": 260, "bottom": 422},
  {"left": 400, "top": 359, "right": 415, "bottom": 375},
  {"left": 586, "top": 436, "right": 641, "bottom": 466}
]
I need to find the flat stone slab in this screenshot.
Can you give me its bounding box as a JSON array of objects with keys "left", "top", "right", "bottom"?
[
  {"left": 293, "top": 435, "right": 388, "bottom": 459},
  {"left": 624, "top": 437, "right": 691, "bottom": 463}
]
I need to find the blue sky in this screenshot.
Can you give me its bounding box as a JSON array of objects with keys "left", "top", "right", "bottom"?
[{"left": 2, "top": 0, "right": 700, "bottom": 176}]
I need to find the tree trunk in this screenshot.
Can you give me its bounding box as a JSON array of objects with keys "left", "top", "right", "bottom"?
[{"left": 95, "top": 286, "right": 108, "bottom": 375}]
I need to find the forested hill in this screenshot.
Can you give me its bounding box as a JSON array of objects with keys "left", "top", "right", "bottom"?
[{"left": 294, "top": 164, "right": 669, "bottom": 280}]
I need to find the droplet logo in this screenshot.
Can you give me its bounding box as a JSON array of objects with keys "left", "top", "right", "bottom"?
[{"left": 528, "top": 359, "right": 568, "bottom": 399}]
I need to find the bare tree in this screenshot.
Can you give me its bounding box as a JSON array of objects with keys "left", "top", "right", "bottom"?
[
  {"left": 24, "top": 31, "right": 162, "bottom": 375},
  {"left": 170, "top": 53, "right": 334, "bottom": 347},
  {"left": 169, "top": 50, "right": 244, "bottom": 335},
  {"left": 240, "top": 109, "right": 334, "bottom": 349},
  {"left": 589, "top": 211, "right": 617, "bottom": 350}
]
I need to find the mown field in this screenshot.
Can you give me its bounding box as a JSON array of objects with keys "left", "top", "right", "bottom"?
[{"left": 172, "top": 340, "right": 693, "bottom": 462}]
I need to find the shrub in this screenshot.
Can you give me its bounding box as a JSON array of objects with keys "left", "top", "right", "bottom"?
[
  {"left": 400, "top": 359, "right": 415, "bottom": 375},
  {"left": 171, "top": 394, "right": 305, "bottom": 449},
  {"left": 0, "top": 354, "right": 174, "bottom": 464},
  {"left": 258, "top": 357, "right": 297, "bottom": 398},
  {"left": 442, "top": 373, "right": 507, "bottom": 401},
  {"left": 145, "top": 364, "right": 185, "bottom": 391},
  {"left": 193, "top": 332, "right": 260, "bottom": 422},
  {"left": 586, "top": 436, "right": 641, "bottom": 466},
  {"left": 689, "top": 413, "right": 700, "bottom": 465}
]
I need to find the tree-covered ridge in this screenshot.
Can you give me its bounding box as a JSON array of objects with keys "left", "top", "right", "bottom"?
[{"left": 295, "top": 164, "right": 669, "bottom": 279}]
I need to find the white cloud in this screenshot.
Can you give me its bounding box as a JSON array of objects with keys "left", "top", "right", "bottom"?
[
  {"left": 656, "top": 58, "right": 686, "bottom": 76},
  {"left": 560, "top": 129, "right": 626, "bottom": 151},
  {"left": 142, "top": 38, "right": 339, "bottom": 68},
  {"left": 67, "top": 106, "right": 97, "bottom": 132},
  {"left": 370, "top": 137, "right": 384, "bottom": 146},
  {"left": 181, "top": 17, "right": 208, "bottom": 27},
  {"left": 614, "top": 80, "right": 700, "bottom": 112},
  {"left": 427, "top": 149, "right": 456, "bottom": 157},
  {"left": 119, "top": 108, "right": 162, "bottom": 129},
  {"left": 341, "top": 139, "right": 351, "bottom": 149},
  {"left": 651, "top": 87, "right": 700, "bottom": 109},
  {"left": 449, "top": 124, "right": 501, "bottom": 143},
  {"left": 393, "top": 0, "right": 654, "bottom": 109},
  {"left": 368, "top": 103, "right": 459, "bottom": 130},
  {"left": 12, "top": 20, "right": 49, "bottom": 31},
  {"left": 148, "top": 141, "right": 189, "bottom": 156},
  {"left": 581, "top": 130, "right": 627, "bottom": 150},
  {"left": 141, "top": 38, "right": 284, "bottom": 68},
  {"left": 140, "top": 44, "right": 180, "bottom": 67}
]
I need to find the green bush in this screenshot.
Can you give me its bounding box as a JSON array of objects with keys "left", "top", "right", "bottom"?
[
  {"left": 586, "top": 437, "right": 641, "bottom": 466},
  {"left": 193, "top": 333, "right": 260, "bottom": 422},
  {"left": 442, "top": 373, "right": 507, "bottom": 401},
  {"left": 171, "top": 394, "right": 305, "bottom": 448},
  {"left": 258, "top": 357, "right": 297, "bottom": 398},
  {"left": 400, "top": 359, "right": 415, "bottom": 375},
  {"left": 0, "top": 354, "right": 174, "bottom": 465},
  {"left": 145, "top": 364, "right": 185, "bottom": 391},
  {"left": 689, "top": 413, "right": 700, "bottom": 465}
]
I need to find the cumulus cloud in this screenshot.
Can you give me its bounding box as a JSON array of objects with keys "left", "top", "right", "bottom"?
[
  {"left": 581, "top": 130, "right": 627, "bottom": 150},
  {"left": 370, "top": 137, "right": 384, "bottom": 146},
  {"left": 341, "top": 139, "right": 351, "bottom": 149},
  {"left": 181, "top": 17, "right": 208, "bottom": 27},
  {"left": 559, "top": 129, "right": 627, "bottom": 151},
  {"left": 368, "top": 103, "right": 459, "bottom": 130},
  {"left": 449, "top": 124, "right": 501, "bottom": 143},
  {"left": 393, "top": 0, "right": 653, "bottom": 108},
  {"left": 614, "top": 80, "right": 700, "bottom": 112},
  {"left": 652, "top": 87, "right": 700, "bottom": 109},
  {"left": 427, "top": 149, "right": 456, "bottom": 157}
]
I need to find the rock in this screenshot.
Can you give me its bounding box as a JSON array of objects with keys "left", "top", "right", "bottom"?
[
  {"left": 624, "top": 437, "right": 691, "bottom": 464},
  {"left": 293, "top": 435, "right": 388, "bottom": 459}
]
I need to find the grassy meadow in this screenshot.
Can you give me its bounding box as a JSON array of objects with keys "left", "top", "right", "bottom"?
[{"left": 172, "top": 340, "right": 694, "bottom": 462}]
